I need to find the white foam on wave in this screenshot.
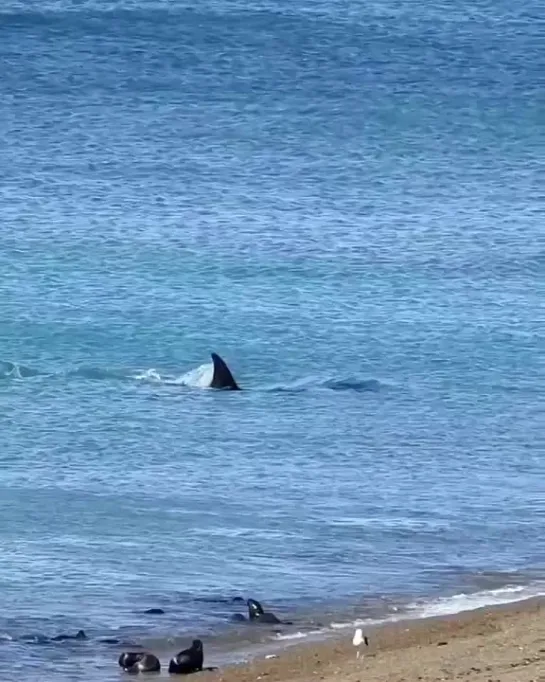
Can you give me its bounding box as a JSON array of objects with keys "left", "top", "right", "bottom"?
[
  {"left": 133, "top": 368, "right": 163, "bottom": 382},
  {"left": 130, "top": 363, "right": 214, "bottom": 388},
  {"left": 274, "top": 629, "right": 326, "bottom": 641},
  {"left": 405, "top": 582, "right": 545, "bottom": 619},
  {"left": 274, "top": 631, "right": 307, "bottom": 641},
  {"left": 3, "top": 363, "right": 22, "bottom": 379},
  {"left": 330, "top": 619, "right": 377, "bottom": 630},
  {"left": 329, "top": 582, "right": 545, "bottom": 631}
]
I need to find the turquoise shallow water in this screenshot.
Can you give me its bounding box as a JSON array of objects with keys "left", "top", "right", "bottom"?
[{"left": 0, "top": 0, "right": 544, "bottom": 678}]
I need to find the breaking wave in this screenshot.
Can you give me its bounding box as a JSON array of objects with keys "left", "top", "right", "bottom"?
[{"left": 329, "top": 581, "right": 545, "bottom": 631}]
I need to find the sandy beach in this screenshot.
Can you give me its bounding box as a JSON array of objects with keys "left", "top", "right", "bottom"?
[{"left": 200, "top": 598, "right": 545, "bottom": 682}]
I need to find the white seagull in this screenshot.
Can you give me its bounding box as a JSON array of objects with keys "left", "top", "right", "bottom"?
[{"left": 352, "top": 628, "right": 369, "bottom": 658}]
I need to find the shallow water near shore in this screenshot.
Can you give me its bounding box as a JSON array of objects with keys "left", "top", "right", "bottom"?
[{"left": 0, "top": 0, "right": 543, "bottom": 679}]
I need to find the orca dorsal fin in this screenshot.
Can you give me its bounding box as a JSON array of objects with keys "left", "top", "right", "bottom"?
[{"left": 209, "top": 353, "right": 240, "bottom": 390}]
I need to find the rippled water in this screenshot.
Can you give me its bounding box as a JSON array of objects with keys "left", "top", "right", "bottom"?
[{"left": 0, "top": 0, "right": 544, "bottom": 679}]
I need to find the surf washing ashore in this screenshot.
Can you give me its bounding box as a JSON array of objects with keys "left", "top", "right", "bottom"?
[
  {"left": 1, "top": 582, "right": 544, "bottom": 680},
  {"left": 118, "top": 590, "right": 545, "bottom": 678},
  {"left": 203, "top": 597, "right": 545, "bottom": 682}
]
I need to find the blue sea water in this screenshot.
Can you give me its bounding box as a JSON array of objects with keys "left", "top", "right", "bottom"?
[{"left": 0, "top": 0, "right": 544, "bottom": 678}]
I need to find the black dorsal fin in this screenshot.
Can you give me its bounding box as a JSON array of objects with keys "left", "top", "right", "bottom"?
[{"left": 209, "top": 353, "right": 240, "bottom": 390}]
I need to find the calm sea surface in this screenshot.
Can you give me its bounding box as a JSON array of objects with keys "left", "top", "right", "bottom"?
[{"left": 0, "top": 0, "right": 543, "bottom": 679}]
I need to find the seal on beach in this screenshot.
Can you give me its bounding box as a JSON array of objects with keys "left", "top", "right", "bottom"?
[
  {"left": 51, "top": 629, "right": 87, "bottom": 641},
  {"left": 247, "top": 599, "right": 282, "bottom": 624},
  {"left": 208, "top": 353, "right": 240, "bottom": 390},
  {"left": 119, "top": 651, "right": 161, "bottom": 673},
  {"left": 168, "top": 639, "right": 204, "bottom": 675},
  {"left": 119, "top": 652, "right": 144, "bottom": 669}
]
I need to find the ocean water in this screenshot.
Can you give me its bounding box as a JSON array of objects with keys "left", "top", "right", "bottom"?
[{"left": 0, "top": 0, "right": 544, "bottom": 678}]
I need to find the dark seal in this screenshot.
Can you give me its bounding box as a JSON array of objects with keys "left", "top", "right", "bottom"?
[
  {"left": 168, "top": 639, "right": 204, "bottom": 675},
  {"left": 247, "top": 598, "right": 282, "bottom": 624},
  {"left": 119, "top": 651, "right": 161, "bottom": 673},
  {"left": 119, "top": 652, "right": 143, "bottom": 669}
]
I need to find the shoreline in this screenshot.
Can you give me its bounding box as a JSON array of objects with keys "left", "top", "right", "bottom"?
[
  {"left": 2, "top": 582, "right": 545, "bottom": 681},
  {"left": 194, "top": 583, "right": 545, "bottom": 668},
  {"left": 197, "top": 597, "right": 545, "bottom": 682}
]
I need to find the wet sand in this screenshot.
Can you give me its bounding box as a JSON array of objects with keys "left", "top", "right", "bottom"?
[{"left": 198, "top": 597, "right": 545, "bottom": 682}]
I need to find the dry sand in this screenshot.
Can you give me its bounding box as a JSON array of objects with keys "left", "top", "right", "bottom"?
[{"left": 200, "top": 597, "right": 545, "bottom": 682}]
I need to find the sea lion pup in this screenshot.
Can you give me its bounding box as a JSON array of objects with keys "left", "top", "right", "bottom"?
[
  {"left": 119, "top": 652, "right": 144, "bottom": 669},
  {"left": 168, "top": 639, "right": 203, "bottom": 674},
  {"left": 117, "top": 651, "right": 144, "bottom": 668},
  {"left": 246, "top": 598, "right": 282, "bottom": 624},
  {"left": 130, "top": 653, "right": 161, "bottom": 673},
  {"left": 119, "top": 651, "right": 161, "bottom": 673}
]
